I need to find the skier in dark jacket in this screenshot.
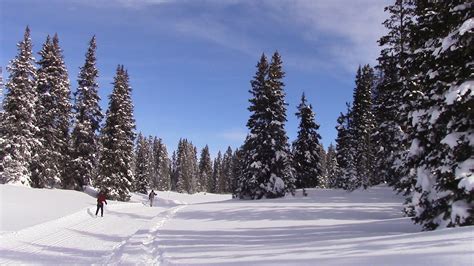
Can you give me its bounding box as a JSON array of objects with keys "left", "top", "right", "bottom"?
[
  {"left": 149, "top": 190, "right": 157, "bottom": 207},
  {"left": 95, "top": 191, "right": 107, "bottom": 217}
]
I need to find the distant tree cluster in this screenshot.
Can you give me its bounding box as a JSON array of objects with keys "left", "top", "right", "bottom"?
[{"left": 335, "top": 0, "right": 473, "bottom": 230}]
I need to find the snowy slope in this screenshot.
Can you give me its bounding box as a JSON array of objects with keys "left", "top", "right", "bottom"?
[{"left": 0, "top": 184, "right": 472, "bottom": 265}]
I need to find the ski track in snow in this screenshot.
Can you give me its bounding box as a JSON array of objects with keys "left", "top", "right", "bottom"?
[
  {"left": 1, "top": 186, "right": 473, "bottom": 265},
  {"left": 105, "top": 204, "right": 187, "bottom": 265},
  {"left": 0, "top": 201, "right": 186, "bottom": 264}
]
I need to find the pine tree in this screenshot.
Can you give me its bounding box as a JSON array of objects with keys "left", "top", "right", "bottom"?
[
  {"left": 318, "top": 146, "right": 329, "bottom": 188},
  {"left": 0, "top": 67, "right": 4, "bottom": 110},
  {"left": 211, "top": 151, "right": 222, "bottom": 193},
  {"left": 0, "top": 27, "right": 38, "bottom": 186},
  {"left": 239, "top": 52, "right": 295, "bottom": 199},
  {"left": 0, "top": 67, "right": 5, "bottom": 133},
  {"left": 351, "top": 65, "right": 376, "bottom": 189},
  {"left": 152, "top": 137, "right": 171, "bottom": 191},
  {"left": 175, "top": 139, "right": 197, "bottom": 193},
  {"left": 334, "top": 103, "right": 356, "bottom": 189},
  {"left": 134, "top": 133, "right": 150, "bottom": 194},
  {"left": 407, "top": 1, "right": 473, "bottom": 229},
  {"left": 373, "top": 63, "right": 402, "bottom": 186},
  {"left": 97, "top": 65, "right": 136, "bottom": 201},
  {"left": 175, "top": 139, "right": 186, "bottom": 193},
  {"left": 325, "top": 144, "right": 339, "bottom": 188},
  {"left": 231, "top": 148, "right": 244, "bottom": 196},
  {"left": 375, "top": 0, "right": 416, "bottom": 191},
  {"left": 70, "top": 36, "right": 103, "bottom": 190},
  {"left": 170, "top": 151, "right": 177, "bottom": 191},
  {"left": 31, "top": 34, "right": 72, "bottom": 188},
  {"left": 220, "top": 146, "right": 233, "bottom": 193},
  {"left": 292, "top": 93, "right": 324, "bottom": 195},
  {"left": 198, "top": 145, "right": 213, "bottom": 192}
]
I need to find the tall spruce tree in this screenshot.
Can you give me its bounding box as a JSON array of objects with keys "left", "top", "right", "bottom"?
[
  {"left": 220, "top": 146, "right": 233, "bottom": 193},
  {"left": 175, "top": 139, "right": 197, "bottom": 193},
  {"left": 373, "top": 61, "right": 402, "bottom": 185},
  {"left": 97, "top": 65, "right": 135, "bottom": 201},
  {"left": 70, "top": 36, "right": 103, "bottom": 190},
  {"left": 152, "top": 137, "right": 171, "bottom": 191},
  {"left": 198, "top": 145, "right": 213, "bottom": 192},
  {"left": 0, "top": 27, "right": 38, "bottom": 186},
  {"left": 335, "top": 103, "right": 356, "bottom": 189},
  {"left": 170, "top": 151, "right": 177, "bottom": 191},
  {"left": 211, "top": 151, "right": 222, "bottom": 193},
  {"left": 231, "top": 148, "right": 244, "bottom": 196},
  {"left": 375, "top": 0, "right": 416, "bottom": 191},
  {"left": 351, "top": 65, "right": 376, "bottom": 189},
  {"left": 32, "top": 34, "right": 72, "bottom": 188},
  {"left": 239, "top": 52, "right": 295, "bottom": 199},
  {"left": 318, "top": 147, "right": 329, "bottom": 188},
  {"left": 292, "top": 93, "right": 324, "bottom": 195},
  {"left": 407, "top": 1, "right": 473, "bottom": 229},
  {"left": 325, "top": 144, "right": 339, "bottom": 188},
  {"left": 0, "top": 67, "right": 4, "bottom": 110},
  {"left": 134, "top": 133, "right": 150, "bottom": 194}
]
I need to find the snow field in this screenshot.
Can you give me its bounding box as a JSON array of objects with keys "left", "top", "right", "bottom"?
[{"left": 0, "top": 185, "right": 473, "bottom": 265}]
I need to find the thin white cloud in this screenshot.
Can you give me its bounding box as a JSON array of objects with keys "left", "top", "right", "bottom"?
[
  {"left": 218, "top": 129, "right": 247, "bottom": 142},
  {"left": 174, "top": 17, "right": 258, "bottom": 56},
  {"left": 72, "top": 0, "right": 389, "bottom": 72},
  {"left": 170, "top": 0, "right": 389, "bottom": 72},
  {"left": 262, "top": 0, "right": 389, "bottom": 72},
  {"left": 71, "top": 0, "right": 169, "bottom": 9}
]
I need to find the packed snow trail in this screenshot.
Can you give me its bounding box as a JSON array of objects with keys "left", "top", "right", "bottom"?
[
  {"left": 0, "top": 202, "right": 180, "bottom": 264},
  {"left": 1, "top": 185, "right": 472, "bottom": 265}
]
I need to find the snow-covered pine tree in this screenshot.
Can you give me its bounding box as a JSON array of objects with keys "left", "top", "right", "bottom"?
[
  {"left": 134, "top": 133, "right": 150, "bottom": 194},
  {"left": 407, "top": 1, "right": 473, "bottom": 230},
  {"left": 220, "top": 146, "right": 233, "bottom": 193},
  {"left": 0, "top": 27, "right": 38, "bottom": 186},
  {"left": 0, "top": 67, "right": 4, "bottom": 110},
  {"left": 0, "top": 67, "right": 5, "bottom": 129},
  {"left": 31, "top": 34, "right": 72, "bottom": 188},
  {"left": 175, "top": 140, "right": 185, "bottom": 193},
  {"left": 146, "top": 136, "right": 155, "bottom": 183},
  {"left": 351, "top": 65, "right": 376, "bottom": 189},
  {"left": 292, "top": 93, "right": 324, "bottom": 195},
  {"left": 0, "top": 68, "right": 5, "bottom": 176},
  {"left": 335, "top": 103, "right": 356, "bottom": 189},
  {"left": 97, "top": 65, "right": 136, "bottom": 201},
  {"left": 318, "top": 146, "right": 329, "bottom": 188},
  {"left": 175, "top": 139, "right": 197, "bottom": 193},
  {"left": 373, "top": 61, "right": 402, "bottom": 186},
  {"left": 191, "top": 145, "right": 199, "bottom": 193},
  {"left": 170, "top": 150, "right": 177, "bottom": 191},
  {"left": 152, "top": 137, "right": 171, "bottom": 191},
  {"left": 239, "top": 52, "right": 295, "bottom": 199},
  {"left": 325, "top": 144, "right": 340, "bottom": 188},
  {"left": 211, "top": 151, "right": 222, "bottom": 193},
  {"left": 198, "top": 145, "right": 213, "bottom": 192},
  {"left": 70, "top": 36, "right": 103, "bottom": 190},
  {"left": 231, "top": 148, "right": 244, "bottom": 196},
  {"left": 375, "top": 0, "right": 415, "bottom": 191}
]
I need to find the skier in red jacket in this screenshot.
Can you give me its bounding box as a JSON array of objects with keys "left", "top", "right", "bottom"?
[{"left": 95, "top": 191, "right": 107, "bottom": 217}]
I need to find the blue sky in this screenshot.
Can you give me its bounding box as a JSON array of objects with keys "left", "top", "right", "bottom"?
[{"left": 0, "top": 0, "right": 389, "bottom": 157}]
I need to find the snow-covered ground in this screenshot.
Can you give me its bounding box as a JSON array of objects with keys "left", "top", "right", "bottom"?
[{"left": 0, "top": 184, "right": 472, "bottom": 265}]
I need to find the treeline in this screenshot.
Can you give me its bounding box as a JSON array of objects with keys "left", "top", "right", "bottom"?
[
  {"left": 234, "top": 0, "right": 472, "bottom": 230},
  {"left": 132, "top": 134, "right": 339, "bottom": 196},
  {"left": 0, "top": 28, "right": 136, "bottom": 200},
  {"left": 334, "top": 0, "right": 473, "bottom": 230},
  {"left": 0, "top": 27, "right": 332, "bottom": 201}
]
